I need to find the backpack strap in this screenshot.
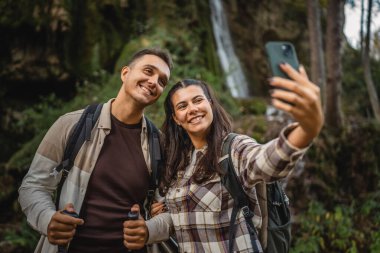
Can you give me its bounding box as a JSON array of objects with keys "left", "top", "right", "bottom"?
[
  {"left": 145, "top": 119, "right": 179, "bottom": 251},
  {"left": 255, "top": 181, "right": 268, "bottom": 249},
  {"left": 144, "top": 117, "right": 162, "bottom": 220},
  {"left": 221, "top": 133, "right": 262, "bottom": 253},
  {"left": 53, "top": 103, "right": 103, "bottom": 209}
]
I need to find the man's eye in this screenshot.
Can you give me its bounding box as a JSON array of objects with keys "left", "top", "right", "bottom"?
[
  {"left": 159, "top": 79, "right": 166, "bottom": 87},
  {"left": 144, "top": 68, "right": 153, "bottom": 74}
]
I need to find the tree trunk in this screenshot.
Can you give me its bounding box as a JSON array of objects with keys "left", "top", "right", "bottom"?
[
  {"left": 325, "top": 0, "right": 344, "bottom": 128},
  {"left": 307, "top": 0, "right": 326, "bottom": 107},
  {"left": 362, "top": 0, "right": 380, "bottom": 121},
  {"left": 360, "top": 0, "right": 365, "bottom": 51}
]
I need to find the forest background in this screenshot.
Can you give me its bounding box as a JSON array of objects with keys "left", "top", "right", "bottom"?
[{"left": 0, "top": 0, "right": 379, "bottom": 252}]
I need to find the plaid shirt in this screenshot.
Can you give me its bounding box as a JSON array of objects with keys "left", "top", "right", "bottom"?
[{"left": 164, "top": 124, "right": 307, "bottom": 253}]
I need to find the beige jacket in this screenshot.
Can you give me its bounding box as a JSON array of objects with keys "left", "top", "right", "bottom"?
[{"left": 18, "top": 99, "right": 154, "bottom": 253}]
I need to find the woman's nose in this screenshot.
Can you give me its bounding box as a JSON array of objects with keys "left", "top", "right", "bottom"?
[{"left": 188, "top": 103, "right": 198, "bottom": 113}]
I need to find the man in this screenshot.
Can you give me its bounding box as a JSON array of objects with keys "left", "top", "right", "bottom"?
[{"left": 18, "top": 48, "right": 172, "bottom": 253}]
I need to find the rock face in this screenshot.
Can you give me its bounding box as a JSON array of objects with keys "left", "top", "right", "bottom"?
[
  {"left": 222, "top": 0, "right": 309, "bottom": 95},
  {"left": 0, "top": 1, "right": 129, "bottom": 161},
  {"left": 0, "top": 1, "right": 125, "bottom": 105},
  {"left": 1, "top": 1, "right": 71, "bottom": 92}
]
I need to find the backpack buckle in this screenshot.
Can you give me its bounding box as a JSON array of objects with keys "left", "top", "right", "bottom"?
[
  {"left": 147, "top": 189, "right": 155, "bottom": 198},
  {"left": 62, "top": 168, "right": 70, "bottom": 178},
  {"left": 242, "top": 205, "right": 253, "bottom": 219},
  {"left": 49, "top": 167, "right": 60, "bottom": 178},
  {"left": 50, "top": 159, "right": 71, "bottom": 178}
]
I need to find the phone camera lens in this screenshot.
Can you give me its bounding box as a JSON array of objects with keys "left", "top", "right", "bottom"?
[{"left": 282, "top": 44, "right": 293, "bottom": 57}]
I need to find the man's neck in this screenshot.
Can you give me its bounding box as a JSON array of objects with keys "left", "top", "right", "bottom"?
[{"left": 111, "top": 98, "right": 144, "bottom": 124}]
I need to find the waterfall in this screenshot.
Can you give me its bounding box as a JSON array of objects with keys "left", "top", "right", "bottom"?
[{"left": 210, "top": 0, "right": 250, "bottom": 98}]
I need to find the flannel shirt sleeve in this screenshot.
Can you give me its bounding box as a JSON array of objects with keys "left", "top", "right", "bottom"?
[
  {"left": 231, "top": 123, "right": 310, "bottom": 190},
  {"left": 18, "top": 116, "right": 68, "bottom": 235}
]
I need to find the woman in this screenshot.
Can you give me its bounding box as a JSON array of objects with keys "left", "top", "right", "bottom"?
[{"left": 126, "top": 63, "right": 323, "bottom": 252}]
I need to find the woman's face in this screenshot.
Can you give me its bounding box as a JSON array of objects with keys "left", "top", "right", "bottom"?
[{"left": 171, "top": 85, "right": 214, "bottom": 144}]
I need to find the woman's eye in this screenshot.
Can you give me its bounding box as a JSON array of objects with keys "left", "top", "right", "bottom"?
[
  {"left": 194, "top": 98, "right": 204, "bottom": 104},
  {"left": 177, "top": 104, "right": 186, "bottom": 110}
]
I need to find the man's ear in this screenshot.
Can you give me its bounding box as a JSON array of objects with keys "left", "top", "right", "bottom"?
[{"left": 120, "top": 66, "right": 129, "bottom": 81}]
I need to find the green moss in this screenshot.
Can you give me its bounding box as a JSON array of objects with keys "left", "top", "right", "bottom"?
[{"left": 236, "top": 97, "right": 268, "bottom": 115}]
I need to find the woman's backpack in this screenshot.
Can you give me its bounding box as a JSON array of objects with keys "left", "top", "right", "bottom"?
[{"left": 220, "top": 133, "right": 291, "bottom": 253}]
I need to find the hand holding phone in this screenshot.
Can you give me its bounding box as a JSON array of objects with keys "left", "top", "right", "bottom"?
[
  {"left": 265, "top": 41, "right": 299, "bottom": 79},
  {"left": 264, "top": 42, "right": 324, "bottom": 149}
]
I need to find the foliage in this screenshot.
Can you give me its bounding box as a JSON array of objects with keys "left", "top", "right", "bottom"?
[
  {"left": 3, "top": 1, "right": 380, "bottom": 252},
  {"left": 236, "top": 97, "right": 268, "bottom": 115},
  {"left": 289, "top": 119, "right": 380, "bottom": 252},
  {"left": 0, "top": 220, "right": 39, "bottom": 253},
  {"left": 291, "top": 196, "right": 380, "bottom": 253},
  {"left": 342, "top": 44, "right": 380, "bottom": 118},
  {"left": 6, "top": 70, "right": 112, "bottom": 169}
]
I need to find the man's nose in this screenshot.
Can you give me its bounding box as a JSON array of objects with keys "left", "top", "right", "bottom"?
[{"left": 147, "top": 75, "right": 159, "bottom": 86}]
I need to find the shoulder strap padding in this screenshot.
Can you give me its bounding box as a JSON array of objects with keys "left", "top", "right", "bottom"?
[
  {"left": 63, "top": 103, "right": 103, "bottom": 166},
  {"left": 256, "top": 181, "right": 268, "bottom": 249},
  {"left": 221, "top": 133, "right": 261, "bottom": 253},
  {"left": 145, "top": 117, "right": 161, "bottom": 187},
  {"left": 221, "top": 133, "right": 249, "bottom": 207},
  {"left": 144, "top": 117, "right": 162, "bottom": 219},
  {"left": 55, "top": 103, "right": 103, "bottom": 208}
]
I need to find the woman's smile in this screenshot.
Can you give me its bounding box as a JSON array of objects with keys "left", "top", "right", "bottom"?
[{"left": 171, "top": 85, "right": 214, "bottom": 146}]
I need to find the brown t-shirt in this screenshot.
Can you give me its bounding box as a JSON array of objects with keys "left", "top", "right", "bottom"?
[{"left": 69, "top": 115, "right": 149, "bottom": 253}]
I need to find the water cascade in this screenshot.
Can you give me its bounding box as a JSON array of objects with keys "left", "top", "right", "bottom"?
[{"left": 210, "top": 0, "right": 250, "bottom": 98}]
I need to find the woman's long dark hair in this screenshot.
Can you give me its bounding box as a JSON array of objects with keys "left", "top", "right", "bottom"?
[{"left": 160, "top": 79, "right": 232, "bottom": 195}]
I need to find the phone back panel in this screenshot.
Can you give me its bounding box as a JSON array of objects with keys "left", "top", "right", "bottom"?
[{"left": 265, "top": 41, "right": 299, "bottom": 79}]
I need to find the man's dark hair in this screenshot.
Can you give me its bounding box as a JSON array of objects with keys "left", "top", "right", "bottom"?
[{"left": 127, "top": 48, "right": 173, "bottom": 70}]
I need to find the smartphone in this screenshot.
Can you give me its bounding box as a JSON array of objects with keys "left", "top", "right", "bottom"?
[{"left": 265, "top": 41, "right": 299, "bottom": 79}]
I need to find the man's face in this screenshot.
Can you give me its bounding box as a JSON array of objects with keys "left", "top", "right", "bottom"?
[{"left": 121, "top": 54, "right": 171, "bottom": 106}]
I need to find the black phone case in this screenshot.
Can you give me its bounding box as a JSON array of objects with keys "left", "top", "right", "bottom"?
[{"left": 265, "top": 41, "right": 299, "bottom": 79}]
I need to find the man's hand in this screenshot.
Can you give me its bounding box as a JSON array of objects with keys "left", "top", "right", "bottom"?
[
  {"left": 47, "top": 203, "right": 84, "bottom": 245},
  {"left": 123, "top": 204, "right": 148, "bottom": 250}
]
